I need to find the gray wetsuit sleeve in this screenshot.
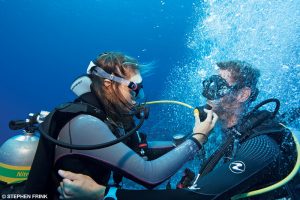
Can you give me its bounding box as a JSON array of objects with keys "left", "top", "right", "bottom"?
[{"left": 55, "top": 115, "right": 199, "bottom": 188}]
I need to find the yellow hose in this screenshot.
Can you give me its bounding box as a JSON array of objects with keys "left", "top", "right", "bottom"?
[
  {"left": 145, "top": 100, "right": 193, "bottom": 109},
  {"left": 231, "top": 124, "right": 300, "bottom": 200}
]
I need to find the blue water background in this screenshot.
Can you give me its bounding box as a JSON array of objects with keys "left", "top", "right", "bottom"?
[
  {"left": 1, "top": 0, "right": 299, "bottom": 189},
  {"left": 0, "top": 0, "right": 199, "bottom": 142}
]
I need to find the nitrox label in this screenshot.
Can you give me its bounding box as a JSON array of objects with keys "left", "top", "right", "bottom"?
[{"left": 0, "top": 162, "right": 31, "bottom": 184}]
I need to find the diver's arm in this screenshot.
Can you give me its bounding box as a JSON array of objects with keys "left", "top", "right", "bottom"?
[
  {"left": 113, "top": 135, "right": 281, "bottom": 200},
  {"left": 55, "top": 115, "right": 201, "bottom": 188},
  {"left": 145, "top": 141, "right": 175, "bottom": 160}
]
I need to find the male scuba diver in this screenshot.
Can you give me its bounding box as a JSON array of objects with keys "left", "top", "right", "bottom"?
[
  {"left": 57, "top": 60, "right": 299, "bottom": 199},
  {"left": 11, "top": 52, "right": 216, "bottom": 199}
]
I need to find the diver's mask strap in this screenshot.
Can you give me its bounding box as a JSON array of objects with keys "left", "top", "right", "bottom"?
[
  {"left": 87, "top": 61, "right": 128, "bottom": 83},
  {"left": 93, "top": 66, "right": 131, "bottom": 86},
  {"left": 87, "top": 61, "right": 144, "bottom": 99}
]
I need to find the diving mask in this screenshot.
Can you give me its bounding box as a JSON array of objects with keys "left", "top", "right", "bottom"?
[
  {"left": 202, "top": 75, "right": 238, "bottom": 100},
  {"left": 128, "top": 73, "right": 144, "bottom": 100},
  {"left": 87, "top": 61, "right": 145, "bottom": 100}
]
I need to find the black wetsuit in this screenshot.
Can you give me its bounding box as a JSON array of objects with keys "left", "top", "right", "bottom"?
[{"left": 112, "top": 114, "right": 297, "bottom": 200}]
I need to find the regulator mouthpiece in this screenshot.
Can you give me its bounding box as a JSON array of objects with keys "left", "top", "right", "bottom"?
[{"left": 194, "top": 104, "right": 212, "bottom": 121}]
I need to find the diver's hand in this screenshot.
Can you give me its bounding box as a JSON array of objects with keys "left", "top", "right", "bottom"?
[
  {"left": 193, "top": 109, "right": 218, "bottom": 144},
  {"left": 57, "top": 170, "right": 106, "bottom": 200}
]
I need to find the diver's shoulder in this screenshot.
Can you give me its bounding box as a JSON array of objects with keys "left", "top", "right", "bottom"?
[
  {"left": 69, "top": 114, "right": 108, "bottom": 129},
  {"left": 242, "top": 134, "right": 279, "bottom": 150},
  {"left": 71, "top": 114, "right": 104, "bottom": 122},
  {"left": 238, "top": 134, "right": 280, "bottom": 160},
  {"left": 247, "top": 134, "right": 277, "bottom": 143},
  {"left": 65, "top": 114, "right": 115, "bottom": 138},
  {"left": 251, "top": 134, "right": 277, "bottom": 143}
]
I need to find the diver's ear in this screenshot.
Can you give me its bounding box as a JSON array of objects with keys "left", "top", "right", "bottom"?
[
  {"left": 237, "top": 87, "right": 251, "bottom": 103},
  {"left": 104, "top": 79, "right": 112, "bottom": 87}
]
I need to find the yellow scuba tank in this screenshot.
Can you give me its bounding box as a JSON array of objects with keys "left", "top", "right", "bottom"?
[{"left": 0, "top": 131, "right": 39, "bottom": 184}]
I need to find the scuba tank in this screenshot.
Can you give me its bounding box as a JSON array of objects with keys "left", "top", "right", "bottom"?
[
  {"left": 0, "top": 131, "right": 39, "bottom": 184},
  {"left": 0, "top": 111, "right": 49, "bottom": 185}
]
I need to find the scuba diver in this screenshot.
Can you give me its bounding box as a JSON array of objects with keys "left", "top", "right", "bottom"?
[
  {"left": 7, "top": 52, "right": 217, "bottom": 199},
  {"left": 57, "top": 60, "right": 299, "bottom": 199}
]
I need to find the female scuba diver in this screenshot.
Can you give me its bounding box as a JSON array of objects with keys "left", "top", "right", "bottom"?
[{"left": 23, "top": 52, "right": 218, "bottom": 199}]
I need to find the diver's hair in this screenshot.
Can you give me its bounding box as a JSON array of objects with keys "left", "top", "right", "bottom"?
[
  {"left": 216, "top": 60, "right": 260, "bottom": 103},
  {"left": 88, "top": 52, "right": 143, "bottom": 127}
]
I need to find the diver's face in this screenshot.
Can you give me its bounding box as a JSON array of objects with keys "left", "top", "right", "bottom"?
[
  {"left": 118, "top": 70, "right": 143, "bottom": 105},
  {"left": 207, "top": 69, "right": 240, "bottom": 117}
]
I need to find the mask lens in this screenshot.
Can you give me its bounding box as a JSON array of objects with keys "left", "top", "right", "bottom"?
[
  {"left": 202, "top": 75, "right": 232, "bottom": 100},
  {"left": 129, "top": 82, "right": 144, "bottom": 98}
]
